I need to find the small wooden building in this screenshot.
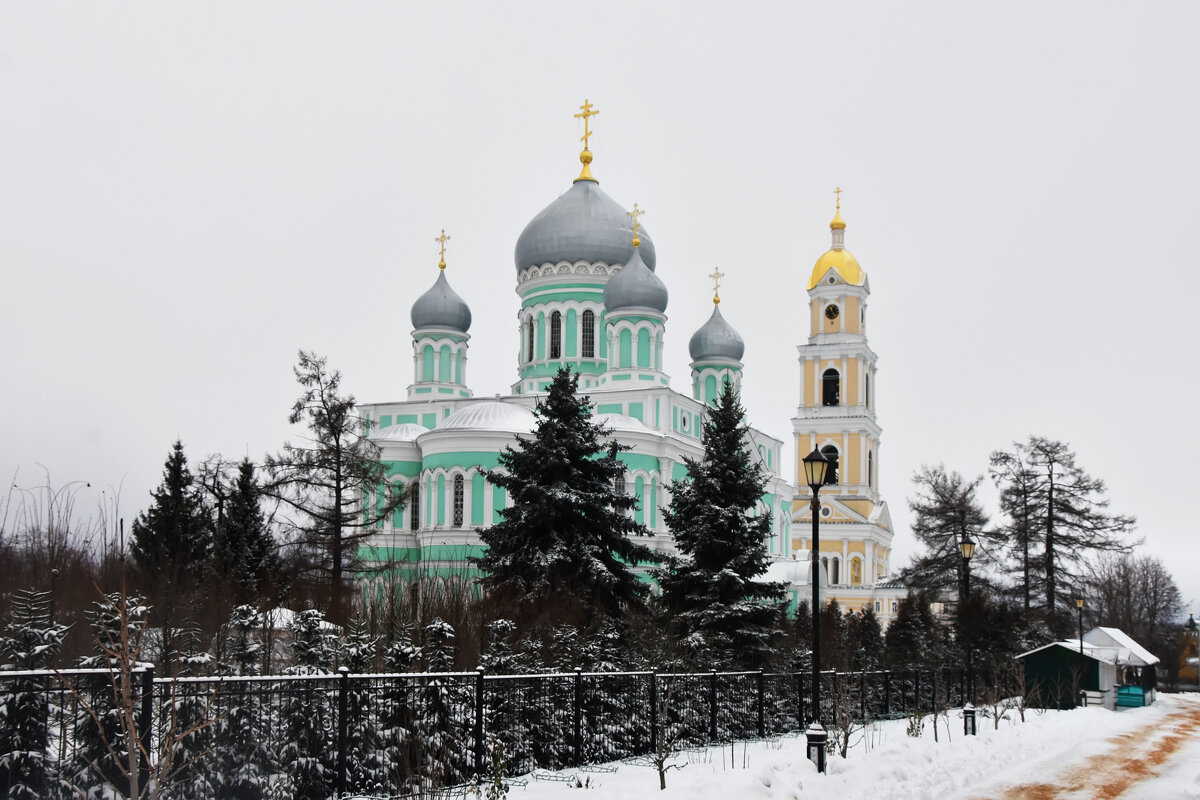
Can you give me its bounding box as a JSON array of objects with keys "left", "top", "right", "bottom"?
[{"left": 1016, "top": 626, "right": 1159, "bottom": 710}]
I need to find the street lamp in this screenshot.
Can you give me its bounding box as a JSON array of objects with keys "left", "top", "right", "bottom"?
[
  {"left": 1076, "top": 597, "right": 1086, "bottom": 705},
  {"left": 959, "top": 537, "right": 976, "bottom": 735},
  {"left": 802, "top": 447, "right": 830, "bottom": 773}
]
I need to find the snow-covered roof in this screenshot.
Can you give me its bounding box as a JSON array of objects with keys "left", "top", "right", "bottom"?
[
  {"left": 1016, "top": 626, "right": 1159, "bottom": 667},
  {"left": 1084, "top": 627, "right": 1160, "bottom": 666},
  {"left": 370, "top": 422, "right": 428, "bottom": 442},
  {"left": 438, "top": 401, "right": 537, "bottom": 433},
  {"left": 593, "top": 412, "right": 648, "bottom": 432}
]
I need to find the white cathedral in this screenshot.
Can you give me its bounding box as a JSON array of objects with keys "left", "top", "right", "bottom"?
[{"left": 359, "top": 103, "right": 908, "bottom": 623}]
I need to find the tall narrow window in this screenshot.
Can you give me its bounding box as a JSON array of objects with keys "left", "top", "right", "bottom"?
[
  {"left": 868, "top": 450, "right": 874, "bottom": 488},
  {"left": 526, "top": 318, "right": 535, "bottom": 364},
  {"left": 550, "top": 311, "right": 562, "bottom": 359},
  {"left": 822, "top": 369, "right": 840, "bottom": 406},
  {"left": 409, "top": 482, "right": 421, "bottom": 531},
  {"left": 581, "top": 310, "right": 595, "bottom": 358},
  {"left": 865, "top": 372, "right": 871, "bottom": 409},
  {"left": 821, "top": 445, "right": 839, "bottom": 485},
  {"left": 453, "top": 475, "right": 464, "bottom": 527},
  {"left": 614, "top": 473, "right": 626, "bottom": 497}
]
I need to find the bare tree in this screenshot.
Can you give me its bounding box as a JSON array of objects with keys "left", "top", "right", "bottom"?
[{"left": 1088, "top": 553, "right": 1182, "bottom": 655}]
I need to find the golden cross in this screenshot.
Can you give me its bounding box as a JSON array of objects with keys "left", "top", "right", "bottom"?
[
  {"left": 574, "top": 98, "right": 599, "bottom": 150},
  {"left": 834, "top": 186, "right": 843, "bottom": 212},
  {"left": 709, "top": 268, "right": 725, "bottom": 303},
  {"left": 435, "top": 229, "right": 450, "bottom": 269},
  {"left": 626, "top": 203, "right": 645, "bottom": 238}
]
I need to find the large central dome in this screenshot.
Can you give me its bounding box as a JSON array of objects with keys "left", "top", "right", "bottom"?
[{"left": 514, "top": 179, "right": 656, "bottom": 273}]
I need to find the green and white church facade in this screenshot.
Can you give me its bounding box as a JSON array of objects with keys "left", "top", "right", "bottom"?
[{"left": 358, "top": 112, "right": 796, "bottom": 588}]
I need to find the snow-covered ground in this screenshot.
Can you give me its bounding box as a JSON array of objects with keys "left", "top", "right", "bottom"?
[{"left": 506, "top": 693, "right": 1200, "bottom": 800}]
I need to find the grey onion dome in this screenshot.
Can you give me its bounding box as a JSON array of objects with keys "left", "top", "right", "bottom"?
[
  {"left": 603, "top": 247, "right": 668, "bottom": 313},
  {"left": 514, "top": 179, "right": 656, "bottom": 272},
  {"left": 689, "top": 304, "right": 745, "bottom": 362},
  {"left": 411, "top": 270, "right": 472, "bottom": 332}
]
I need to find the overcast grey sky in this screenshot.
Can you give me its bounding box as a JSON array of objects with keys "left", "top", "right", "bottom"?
[{"left": 2, "top": 2, "right": 1197, "bottom": 612}]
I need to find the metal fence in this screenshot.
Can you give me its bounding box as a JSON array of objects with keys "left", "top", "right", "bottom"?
[{"left": 1, "top": 665, "right": 1008, "bottom": 798}]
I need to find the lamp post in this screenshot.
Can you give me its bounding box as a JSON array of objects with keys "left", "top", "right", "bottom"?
[
  {"left": 1076, "top": 597, "right": 1086, "bottom": 705},
  {"left": 802, "top": 447, "right": 830, "bottom": 773},
  {"left": 959, "top": 537, "right": 976, "bottom": 734}
]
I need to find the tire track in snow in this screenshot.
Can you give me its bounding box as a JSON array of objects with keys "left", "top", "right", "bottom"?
[{"left": 979, "top": 701, "right": 1200, "bottom": 800}]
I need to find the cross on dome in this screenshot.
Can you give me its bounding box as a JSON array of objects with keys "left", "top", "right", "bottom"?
[
  {"left": 709, "top": 268, "right": 726, "bottom": 304},
  {"left": 573, "top": 99, "right": 600, "bottom": 183},
  {"left": 436, "top": 229, "right": 451, "bottom": 270},
  {"left": 626, "top": 203, "right": 645, "bottom": 247}
]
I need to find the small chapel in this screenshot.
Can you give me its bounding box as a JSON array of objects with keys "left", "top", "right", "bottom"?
[{"left": 358, "top": 102, "right": 908, "bottom": 623}]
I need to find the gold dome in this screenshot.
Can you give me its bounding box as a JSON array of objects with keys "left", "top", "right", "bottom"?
[
  {"left": 807, "top": 247, "right": 864, "bottom": 290},
  {"left": 830, "top": 209, "right": 846, "bottom": 230}
]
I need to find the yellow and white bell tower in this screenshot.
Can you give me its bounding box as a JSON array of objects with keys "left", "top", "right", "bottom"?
[{"left": 791, "top": 192, "right": 903, "bottom": 623}]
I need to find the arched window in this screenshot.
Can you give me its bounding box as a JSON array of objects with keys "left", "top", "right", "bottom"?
[
  {"left": 830, "top": 557, "right": 840, "bottom": 585},
  {"left": 550, "top": 311, "right": 562, "bottom": 359},
  {"left": 822, "top": 369, "right": 840, "bottom": 406},
  {"left": 581, "top": 310, "right": 595, "bottom": 358},
  {"left": 821, "top": 445, "right": 839, "bottom": 485},
  {"left": 614, "top": 473, "right": 626, "bottom": 497},
  {"left": 409, "top": 482, "right": 421, "bottom": 531},
  {"left": 868, "top": 450, "right": 874, "bottom": 488},
  {"left": 453, "top": 475, "right": 464, "bottom": 527},
  {"left": 526, "top": 318, "right": 535, "bottom": 363}
]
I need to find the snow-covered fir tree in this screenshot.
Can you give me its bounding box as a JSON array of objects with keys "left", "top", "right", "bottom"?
[
  {"left": 413, "top": 618, "right": 469, "bottom": 789},
  {"left": 474, "top": 366, "right": 657, "bottom": 630},
  {"left": 379, "top": 625, "right": 421, "bottom": 792},
  {"left": 280, "top": 609, "right": 335, "bottom": 800},
  {"left": 211, "top": 605, "right": 277, "bottom": 800},
  {"left": 656, "top": 379, "right": 786, "bottom": 669},
  {"left": 340, "top": 620, "right": 389, "bottom": 795},
  {"left": 0, "top": 588, "right": 70, "bottom": 799}
]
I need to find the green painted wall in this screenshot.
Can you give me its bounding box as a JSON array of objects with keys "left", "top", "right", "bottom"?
[
  {"left": 637, "top": 328, "right": 650, "bottom": 368},
  {"left": 628, "top": 402, "right": 643, "bottom": 422},
  {"left": 471, "top": 472, "right": 485, "bottom": 525},
  {"left": 422, "top": 451, "right": 503, "bottom": 471}
]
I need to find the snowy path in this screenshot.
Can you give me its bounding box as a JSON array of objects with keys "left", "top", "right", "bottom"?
[
  {"left": 977, "top": 694, "right": 1200, "bottom": 799},
  {"left": 509, "top": 694, "right": 1200, "bottom": 800}
]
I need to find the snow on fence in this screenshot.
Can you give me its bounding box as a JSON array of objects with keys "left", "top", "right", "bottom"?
[{"left": 0, "top": 665, "right": 1006, "bottom": 798}]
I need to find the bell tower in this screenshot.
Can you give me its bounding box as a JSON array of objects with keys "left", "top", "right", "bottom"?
[{"left": 791, "top": 192, "right": 895, "bottom": 606}]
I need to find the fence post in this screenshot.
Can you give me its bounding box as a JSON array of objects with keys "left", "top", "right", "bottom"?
[
  {"left": 883, "top": 670, "right": 890, "bottom": 717},
  {"left": 475, "top": 667, "right": 486, "bottom": 775},
  {"left": 860, "top": 671, "right": 867, "bottom": 720},
  {"left": 573, "top": 668, "right": 583, "bottom": 767},
  {"left": 709, "top": 671, "right": 718, "bottom": 741},
  {"left": 756, "top": 671, "right": 765, "bottom": 738},
  {"left": 649, "top": 671, "right": 658, "bottom": 755},
  {"left": 138, "top": 667, "right": 153, "bottom": 793},
  {"left": 336, "top": 666, "right": 349, "bottom": 797}
]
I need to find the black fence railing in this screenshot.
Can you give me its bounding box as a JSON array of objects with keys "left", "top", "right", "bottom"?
[{"left": 1, "top": 665, "right": 1013, "bottom": 798}]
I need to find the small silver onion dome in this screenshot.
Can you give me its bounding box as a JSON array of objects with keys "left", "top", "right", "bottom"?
[
  {"left": 603, "top": 247, "right": 668, "bottom": 313},
  {"left": 411, "top": 270, "right": 472, "bottom": 332},
  {"left": 514, "top": 180, "right": 656, "bottom": 272},
  {"left": 689, "top": 304, "right": 745, "bottom": 361}
]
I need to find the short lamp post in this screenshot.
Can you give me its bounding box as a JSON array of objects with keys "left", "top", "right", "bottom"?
[
  {"left": 1076, "top": 597, "right": 1086, "bottom": 706},
  {"left": 960, "top": 537, "right": 976, "bottom": 736},
  {"left": 802, "top": 447, "right": 830, "bottom": 773}
]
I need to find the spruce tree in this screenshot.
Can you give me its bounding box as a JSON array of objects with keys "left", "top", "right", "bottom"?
[
  {"left": 130, "top": 440, "right": 212, "bottom": 669},
  {"left": 212, "top": 458, "right": 279, "bottom": 608},
  {"left": 281, "top": 609, "right": 335, "bottom": 800},
  {"left": 473, "top": 366, "right": 656, "bottom": 630},
  {"left": 656, "top": 379, "right": 785, "bottom": 668}
]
